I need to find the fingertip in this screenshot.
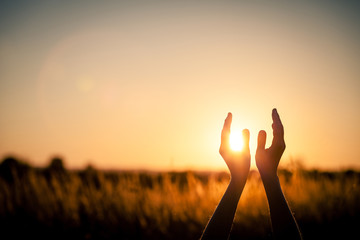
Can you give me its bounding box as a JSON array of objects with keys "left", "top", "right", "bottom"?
[
  {"left": 223, "top": 112, "right": 232, "bottom": 124},
  {"left": 257, "top": 130, "right": 267, "bottom": 150},
  {"left": 221, "top": 112, "right": 232, "bottom": 144},
  {"left": 242, "top": 128, "right": 250, "bottom": 135},
  {"left": 259, "top": 130, "right": 266, "bottom": 137},
  {"left": 272, "top": 108, "right": 278, "bottom": 117},
  {"left": 272, "top": 108, "right": 282, "bottom": 123},
  {"left": 227, "top": 112, "right": 232, "bottom": 120},
  {"left": 242, "top": 128, "right": 250, "bottom": 141},
  {"left": 242, "top": 128, "right": 250, "bottom": 150},
  {"left": 224, "top": 112, "right": 232, "bottom": 124}
]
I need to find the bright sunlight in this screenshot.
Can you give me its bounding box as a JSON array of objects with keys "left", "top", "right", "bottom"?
[{"left": 230, "top": 130, "right": 244, "bottom": 151}]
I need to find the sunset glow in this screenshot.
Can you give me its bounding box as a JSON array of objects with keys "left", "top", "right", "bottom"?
[
  {"left": 0, "top": 1, "right": 359, "bottom": 171},
  {"left": 230, "top": 130, "right": 244, "bottom": 152}
]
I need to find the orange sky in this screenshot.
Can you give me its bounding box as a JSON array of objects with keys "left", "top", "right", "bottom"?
[{"left": 1, "top": 1, "right": 360, "bottom": 171}]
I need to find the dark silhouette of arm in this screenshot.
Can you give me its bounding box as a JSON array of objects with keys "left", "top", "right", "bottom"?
[
  {"left": 255, "top": 109, "right": 302, "bottom": 240},
  {"left": 201, "top": 113, "right": 250, "bottom": 240}
]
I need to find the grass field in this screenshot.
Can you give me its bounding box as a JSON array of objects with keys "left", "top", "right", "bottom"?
[{"left": 0, "top": 156, "right": 359, "bottom": 239}]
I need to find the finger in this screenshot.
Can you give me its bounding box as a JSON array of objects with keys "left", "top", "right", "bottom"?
[
  {"left": 257, "top": 130, "right": 267, "bottom": 151},
  {"left": 220, "top": 112, "right": 232, "bottom": 150},
  {"left": 272, "top": 108, "right": 284, "bottom": 139},
  {"left": 242, "top": 129, "right": 250, "bottom": 151}
]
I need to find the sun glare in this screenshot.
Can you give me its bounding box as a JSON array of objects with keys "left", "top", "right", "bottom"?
[{"left": 230, "top": 130, "right": 244, "bottom": 151}]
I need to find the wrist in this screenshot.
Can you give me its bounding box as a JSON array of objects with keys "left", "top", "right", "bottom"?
[
  {"left": 230, "top": 176, "right": 247, "bottom": 186},
  {"left": 260, "top": 171, "right": 279, "bottom": 185},
  {"left": 230, "top": 174, "right": 247, "bottom": 187}
]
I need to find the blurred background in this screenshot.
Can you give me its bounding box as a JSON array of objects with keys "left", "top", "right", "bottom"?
[
  {"left": 1, "top": 0, "right": 359, "bottom": 171},
  {"left": 0, "top": 0, "right": 360, "bottom": 239}
]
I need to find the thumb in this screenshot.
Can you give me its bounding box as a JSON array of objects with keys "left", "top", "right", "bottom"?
[
  {"left": 257, "top": 130, "right": 267, "bottom": 151},
  {"left": 242, "top": 129, "right": 250, "bottom": 151}
]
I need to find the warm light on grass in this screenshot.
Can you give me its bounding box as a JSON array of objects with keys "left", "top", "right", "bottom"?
[{"left": 230, "top": 130, "right": 244, "bottom": 151}]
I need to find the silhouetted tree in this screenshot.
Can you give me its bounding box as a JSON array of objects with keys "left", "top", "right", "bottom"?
[
  {"left": 0, "top": 156, "right": 30, "bottom": 183},
  {"left": 44, "top": 156, "right": 67, "bottom": 183},
  {"left": 48, "top": 157, "right": 65, "bottom": 172}
]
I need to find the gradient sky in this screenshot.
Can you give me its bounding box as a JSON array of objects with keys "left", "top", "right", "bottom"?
[{"left": 1, "top": 0, "right": 360, "bottom": 171}]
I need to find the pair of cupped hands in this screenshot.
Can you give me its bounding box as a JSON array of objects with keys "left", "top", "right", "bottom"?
[{"left": 219, "top": 108, "right": 286, "bottom": 182}]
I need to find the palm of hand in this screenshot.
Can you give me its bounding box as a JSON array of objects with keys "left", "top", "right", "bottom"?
[
  {"left": 255, "top": 109, "right": 286, "bottom": 177},
  {"left": 219, "top": 113, "right": 251, "bottom": 181}
]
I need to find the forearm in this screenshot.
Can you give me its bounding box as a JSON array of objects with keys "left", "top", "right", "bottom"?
[
  {"left": 261, "top": 175, "right": 302, "bottom": 240},
  {"left": 201, "top": 178, "right": 246, "bottom": 240}
]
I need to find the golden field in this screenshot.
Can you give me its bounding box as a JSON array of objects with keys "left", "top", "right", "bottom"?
[{"left": 0, "top": 156, "right": 359, "bottom": 240}]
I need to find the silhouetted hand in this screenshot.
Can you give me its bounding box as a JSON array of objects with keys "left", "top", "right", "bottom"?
[
  {"left": 255, "top": 109, "right": 302, "bottom": 239},
  {"left": 201, "top": 112, "right": 250, "bottom": 240},
  {"left": 255, "top": 109, "right": 285, "bottom": 179},
  {"left": 203, "top": 109, "right": 301, "bottom": 240},
  {"left": 220, "top": 112, "right": 250, "bottom": 183}
]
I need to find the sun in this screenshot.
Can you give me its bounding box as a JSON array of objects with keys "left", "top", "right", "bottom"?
[{"left": 230, "top": 130, "right": 244, "bottom": 151}]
